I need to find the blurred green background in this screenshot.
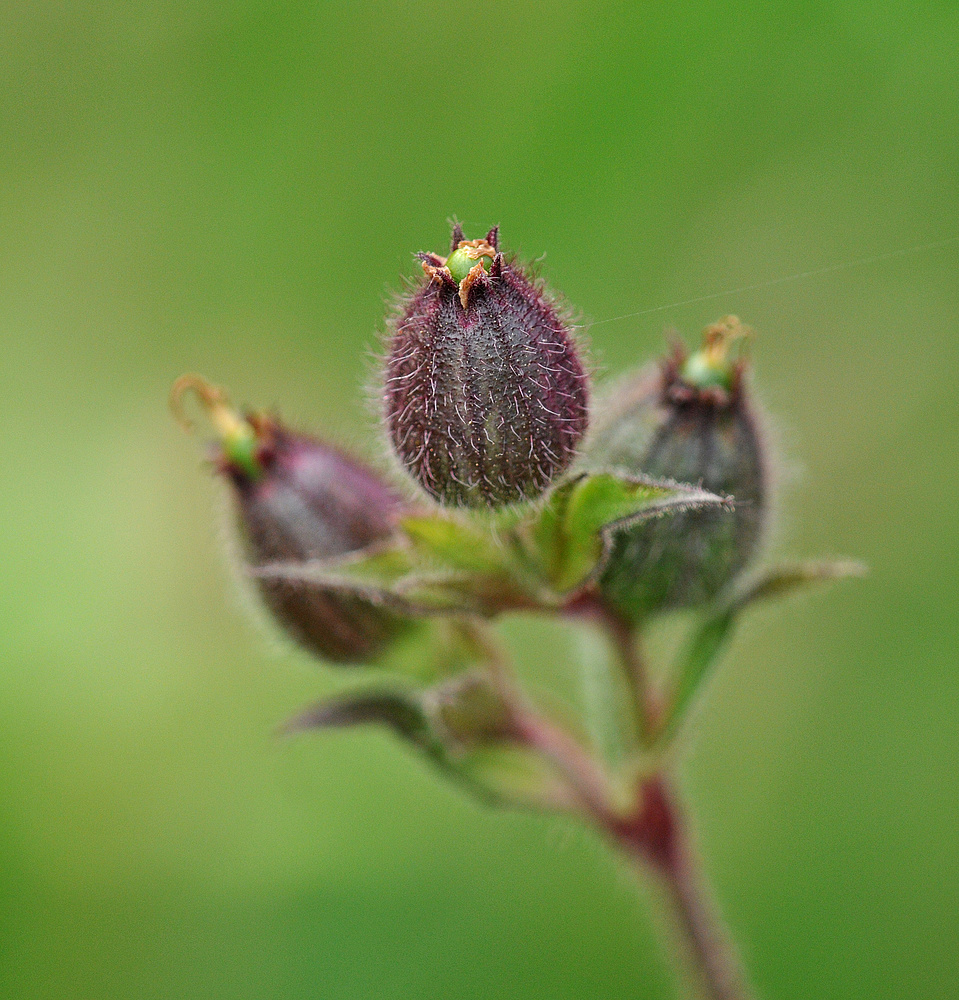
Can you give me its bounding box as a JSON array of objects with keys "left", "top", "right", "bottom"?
[{"left": 2, "top": 2, "right": 957, "bottom": 998}]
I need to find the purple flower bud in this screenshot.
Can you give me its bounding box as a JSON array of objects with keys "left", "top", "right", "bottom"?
[
  {"left": 589, "top": 318, "right": 769, "bottom": 622},
  {"left": 383, "top": 224, "right": 589, "bottom": 508},
  {"left": 171, "top": 375, "right": 408, "bottom": 663}
]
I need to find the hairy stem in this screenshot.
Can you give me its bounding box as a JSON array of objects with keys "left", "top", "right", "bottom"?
[
  {"left": 593, "top": 608, "right": 750, "bottom": 999},
  {"left": 468, "top": 616, "right": 750, "bottom": 998},
  {"left": 464, "top": 617, "right": 622, "bottom": 821},
  {"left": 603, "top": 609, "right": 659, "bottom": 747},
  {"left": 613, "top": 775, "right": 752, "bottom": 1000},
  {"left": 511, "top": 708, "right": 621, "bottom": 821}
]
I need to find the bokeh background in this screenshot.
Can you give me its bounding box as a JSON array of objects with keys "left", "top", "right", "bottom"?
[{"left": 2, "top": 3, "right": 957, "bottom": 998}]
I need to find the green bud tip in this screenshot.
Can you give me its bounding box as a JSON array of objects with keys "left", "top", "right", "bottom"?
[
  {"left": 679, "top": 315, "right": 751, "bottom": 392},
  {"left": 445, "top": 239, "right": 494, "bottom": 284},
  {"left": 170, "top": 374, "right": 265, "bottom": 480}
]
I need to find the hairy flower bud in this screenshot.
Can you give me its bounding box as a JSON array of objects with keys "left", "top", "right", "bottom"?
[
  {"left": 383, "top": 224, "right": 589, "bottom": 508},
  {"left": 589, "top": 318, "right": 768, "bottom": 622},
  {"left": 171, "top": 375, "right": 408, "bottom": 663}
]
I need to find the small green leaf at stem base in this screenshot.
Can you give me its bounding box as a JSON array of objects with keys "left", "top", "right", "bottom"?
[
  {"left": 278, "top": 674, "right": 589, "bottom": 812},
  {"left": 657, "top": 559, "right": 866, "bottom": 746},
  {"left": 251, "top": 538, "right": 531, "bottom": 618}
]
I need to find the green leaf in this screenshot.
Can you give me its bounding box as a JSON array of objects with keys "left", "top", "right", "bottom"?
[
  {"left": 526, "top": 472, "right": 728, "bottom": 593},
  {"left": 252, "top": 542, "right": 416, "bottom": 605},
  {"left": 402, "top": 511, "right": 558, "bottom": 613},
  {"left": 658, "top": 559, "right": 866, "bottom": 745},
  {"left": 251, "top": 475, "right": 727, "bottom": 623},
  {"left": 728, "top": 559, "right": 867, "bottom": 613},
  {"left": 277, "top": 685, "right": 505, "bottom": 805},
  {"left": 363, "top": 617, "right": 484, "bottom": 682},
  {"left": 400, "top": 513, "right": 505, "bottom": 574},
  {"left": 252, "top": 508, "right": 544, "bottom": 616},
  {"left": 251, "top": 549, "right": 499, "bottom": 617},
  {"left": 278, "top": 674, "right": 578, "bottom": 811},
  {"left": 278, "top": 689, "right": 430, "bottom": 741}
]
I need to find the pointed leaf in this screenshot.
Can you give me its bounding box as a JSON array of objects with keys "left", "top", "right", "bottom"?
[
  {"left": 251, "top": 477, "right": 727, "bottom": 622},
  {"left": 278, "top": 684, "right": 499, "bottom": 796},
  {"left": 526, "top": 472, "right": 729, "bottom": 593},
  {"left": 400, "top": 513, "right": 506, "bottom": 574},
  {"left": 251, "top": 550, "right": 498, "bottom": 616},
  {"left": 279, "top": 689, "right": 430, "bottom": 741},
  {"left": 728, "top": 559, "right": 867, "bottom": 613},
  {"left": 280, "top": 673, "right": 597, "bottom": 813},
  {"left": 252, "top": 543, "right": 416, "bottom": 606},
  {"left": 252, "top": 511, "right": 543, "bottom": 617},
  {"left": 658, "top": 559, "right": 866, "bottom": 745},
  {"left": 400, "top": 512, "right": 551, "bottom": 613}
]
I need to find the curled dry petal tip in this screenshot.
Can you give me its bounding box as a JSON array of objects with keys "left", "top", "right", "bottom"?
[
  {"left": 170, "top": 373, "right": 229, "bottom": 434},
  {"left": 171, "top": 374, "right": 409, "bottom": 663},
  {"left": 170, "top": 373, "right": 265, "bottom": 481}
]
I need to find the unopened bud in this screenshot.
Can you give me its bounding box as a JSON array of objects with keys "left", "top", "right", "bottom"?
[
  {"left": 171, "top": 375, "right": 408, "bottom": 663},
  {"left": 425, "top": 674, "right": 514, "bottom": 752},
  {"left": 383, "top": 224, "right": 589, "bottom": 508},
  {"left": 589, "top": 318, "right": 768, "bottom": 621}
]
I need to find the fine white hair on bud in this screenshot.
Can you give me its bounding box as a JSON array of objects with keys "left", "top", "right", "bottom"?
[
  {"left": 383, "top": 224, "right": 590, "bottom": 508},
  {"left": 589, "top": 319, "right": 769, "bottom": 622},
  {"left": 171, "top": 375, "right": 409, "bottom": 663}
]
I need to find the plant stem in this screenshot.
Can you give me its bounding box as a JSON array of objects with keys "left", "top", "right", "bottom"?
[
  {"left": 468, "top": 616, "right": 750, "bottom": 998},
  {"left": 510, "top": 707, "right": 620, "bottom": 822},
  {"left": 612, "top": 774, "right": 751, "bottom": 1000},
  {"left": 591, "top": 602, "right": 660, "bottom": 748},
  {"left": 463, "top": 617, "right": 623, "bottom": 820},
  {"left": 591, "top": 607, "right": 750, "bottom": 998}
]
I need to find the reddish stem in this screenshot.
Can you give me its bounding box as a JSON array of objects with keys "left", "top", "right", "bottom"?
[
  {"left": 470, "top": 617, "right": 749, "bottom": 998},
  {"left": 611, "top": 775, "right": 751, "bottom": 1000},
  {"left": 510, "top": 708, "right": 620, "bottom": 821}
]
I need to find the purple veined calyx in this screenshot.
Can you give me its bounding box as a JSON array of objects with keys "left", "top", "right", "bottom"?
[
  {"left": 383, "top": 224, "right": 590, "bottom": 508},
  {"left": 589, "top": 317, "right": 769, "bottom": 622},
  {"left": 171, "top": 375, "right": 409, "bottom": 663}
]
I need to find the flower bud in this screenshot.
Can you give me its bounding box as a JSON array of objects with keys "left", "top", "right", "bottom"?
[
  {"left": 589, "top": 318, "right": 768, "bottom": 622},
  {"left": 171, "top": 375, "right": 408, "bottom": 663},
  {"left": 425, "top": 673, "right": 515, "bottom": 752},
  {"left": 383, "top": 224, "right": 589, "bottom": 508}
]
